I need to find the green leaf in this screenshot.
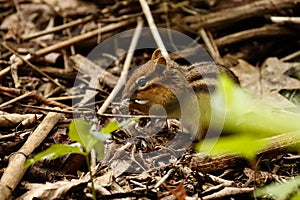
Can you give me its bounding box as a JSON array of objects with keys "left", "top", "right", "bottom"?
[
  {"left": 66, "top": 118, "right": 136, "bottom": 160},
  {"left": 92, "top": 118, "right": 137, "bottom": 160},
  {"left": 69, "top": 119, "right": 91, "bottom": 142},
  {"left": 291, "top": 193, "right": 300, "bottom": 200},
  {"left": 256, "top": 176, "right": 300, "bottom": 200},
  {"left": 93, "top": 140, "right": 105, "bottom": 161},
  {"left": 88, "top": 131, "right": 109, "bottom": 160},
  {"left": 101, "top": 118, "right": 136, "bottom": 134},
  {"left": 24, "top": 144, "right": 84, "bottom": 168},
  {"left": 69, "top": 120, "right": 97, "bottom": 152},
  {"left": 212, "top": 75, "right": 300, "bottom": 137},
  {"left": 197, "top": 74, "right": 300, "bottom": 159},
  {"left": 101, "top": 120, "right": 120, "bottom": 134},
  {"left": 198, "top": 133, "right": 267, "bottom": 160}
]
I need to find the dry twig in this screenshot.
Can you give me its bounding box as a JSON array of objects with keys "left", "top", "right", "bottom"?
[
  {"left": 97, "top": 17, "right": 144, "bottom": 115},
  {"left": 0, "top": 112, "right": 63, "bottom": 200},
  {"left": 215, "top": 25, "right": 298, "bottom": 47},
  {"left": 180, "top": 0, "right": 300, "bottom": 30},
  {"left": 139, "top": 0, "right": 169, "bottom": 57},
  {"left": 199, "top": 28, "right": 224, "bottom": 65},
  {"left": 21, "top": 15, "right": 95, "bottom": 41},
  {"left": 35, "top": 19, "right": 136, "bottom": 57}
]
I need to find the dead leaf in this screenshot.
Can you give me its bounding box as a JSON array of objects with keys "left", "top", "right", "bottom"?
[
  {"left": 94, "top": 168, "right": 113, "bottom": 187},
  {"left": 0, "top": 113, "right": 42, "bottom": 128},
  {"left": 231, "top": 58, "right": 300, "bottom": 107},
  {"left": 231, "top": 59, "right": 261, "bottom": 95},
  {"left": 1, "top": 3, "right": 55, "bottom": 40},
  {"left": 261, "top": 58, "right": 300, "bottom": 107},
  {"left": 17, "top": 180, "right": 87, "bottom": 200}
]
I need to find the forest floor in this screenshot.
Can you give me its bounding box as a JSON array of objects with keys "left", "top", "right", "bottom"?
[{"left": 1, "top": 0, "right": 300, "bottom": 199}]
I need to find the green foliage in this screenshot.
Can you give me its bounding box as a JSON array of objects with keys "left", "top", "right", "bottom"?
[
  {"left": 197, "top": 75, "right": 300, "bottom": 158},
  {"left": 256, "top": 176, "right": 300, "bottom": 200},
  {"left": 292, "top": 193, "right": 300, "bottom": 200},
  {"left": 24, "top": 144, "right": 83, "bottom": 168},
  {"left": 25, "top": 118, "right": 135, "bottom": 168},
  {"left": 69, "top": 120, "right": 98, "bottom": 152},
  {"left": 200, "top": 133, "right": 267, "bottom": 160},
  {"left": 101, "top": 118, "right": 134, "bottom": 134},
  {"left": 25, "top": 118, "right": 133, "bottom": 200},
  {"left": 197, "top": 75, "right": 300, "bottom": 200},
  {"left": 101, "top": 120, "right": 120, "bottom": 134},
  {"left": 25, "top": 119, "right": 129, "bottom": 168}
]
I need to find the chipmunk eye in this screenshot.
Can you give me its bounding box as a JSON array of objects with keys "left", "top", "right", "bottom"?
[{"left": 136, "top": 76, "right": 148, "bottom": 88}]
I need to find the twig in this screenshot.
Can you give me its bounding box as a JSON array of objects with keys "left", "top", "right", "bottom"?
[
  {"left": 154, "top": 168, "right": 175, "bottom": 189},
  {"left": 202, "top": 187, "right": 254, "bottom": 200},
  {"left": 139, "top": 0, "right": 169, "bottom": 58},
  {"left": 0, "top": 112, "right": 63, "bottom": 200},
  {"left": 98, "top": 13, "right": 142, "bottom": 23},
  {"left": 191, "top": 130, "right": 300, "bottom": 173},
  {"left": 207, "top": 31, "right": 224, "bottom": 65},
  {"left": 0, "top": 91, "right": 34, "bottom": 110},
  {"left": 97, "top": 17, "right": 143, "bottom": 115},
  {"left": 33, "top": 93, "right": 72, "bottom": 109},
  {"left": 0, "top": 67, "right": 11, "bottom": 79},
  {"left": 21, "top": 104, "right": 168, "bottom": 119},
  {"left": 180, "top": 0, "right": 300, "bottom": 30},
  {"left": 47, "top": 94, "right": 85, "bottom": 101},
  {"left": 207, "top": 174, "right": 234, "bottom": 187},
  {"left": 98, "top": 113, "right": 167, "bottom": 119},
  {"left": 199, "top": 28, "right": 224, "bottom": 65},
  {"left": 20, "top": 104, "right": 87, "bottom": 115},
  {"left": 35, "top": 18, "right": 136, "bottom": 57},
  {"left": 63, "top": 18, "right": 76, "bottom": 55},
  {"left": 280, "top": 49, "right": 300, "bottom": 62},
  {"left": 1, "top": 42, "right": 65, "bottom": 91},
  {"left": 215, "top": 25, "right": 298, "bottom": 47},
  {"left": 0, "top": 132, "right": 29, "bottom": 141},
  {"left": 21, "top": 15, "right": 94, "bottom": 41},
  {"left": 270, "top": 16, "right": 300, "bottom": 25},
  {"left": 259, "top": 130, "right": 300, "bottom": 155},
  {"left": 0, "top": 86, "right": 23, "bottom": 96},
  {"left": 131, "top": 145, "right": 146, "bottom": 171},
  {"left": 108, "top": 142, "right": 133, "bottom": 164}
]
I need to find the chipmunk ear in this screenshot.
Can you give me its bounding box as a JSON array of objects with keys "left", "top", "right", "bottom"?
[
  {"left": 151, "top": 49, "right": 163, "bottom": 60},
  {"left": 155, "top": 57, "right": 167, "bottom": 75},
  {"left": 156, "top": 57, "right": 167, "bottom": 66}
]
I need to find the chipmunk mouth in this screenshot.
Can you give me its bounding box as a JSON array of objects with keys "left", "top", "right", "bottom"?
[{"left": 134, "top": 99, "right": 149, "bottom": 105}]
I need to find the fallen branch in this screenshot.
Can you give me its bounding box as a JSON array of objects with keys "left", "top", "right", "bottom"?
[
  {"left": 191, "top": 130, "right": 300, "bottom": 173},
  {"left": 215, "top": 25, "right": 299, "bottom": 47},
  {"left": 179, "top": 0, "right": 300, "bottom": 31},
  {"left": 0, "top": 112, "right": 63, "bottom": 200}
]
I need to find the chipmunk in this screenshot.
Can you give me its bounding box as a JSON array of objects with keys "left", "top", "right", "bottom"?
[{"left": 121, "top": 49, "right": 239, "bottom": 141}]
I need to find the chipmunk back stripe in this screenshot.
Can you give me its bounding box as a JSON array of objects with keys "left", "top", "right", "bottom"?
[{"left": 190, "top": 79, "right": 216, "bottom": 92}]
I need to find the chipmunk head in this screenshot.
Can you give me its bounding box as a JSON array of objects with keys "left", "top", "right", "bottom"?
[{"left": 122, "top": 49, "right": 188, "bottom": 116}]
